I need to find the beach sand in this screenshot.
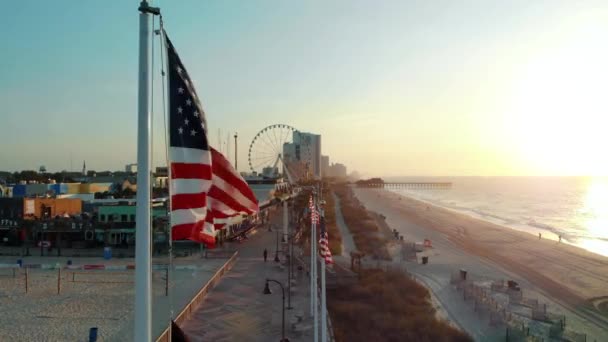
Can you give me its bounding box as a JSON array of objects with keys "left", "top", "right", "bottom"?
[
  {"left": 0, "top": 255, "right": 226, "bottom": 342},
  {"left": 354, "top": 188, "right": 608, "bottom": 340}
]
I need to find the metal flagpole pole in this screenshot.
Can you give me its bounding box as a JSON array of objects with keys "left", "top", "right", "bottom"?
[
  {"left": 310, "top": 202, "right": 315, "bottom": 317},
  {"left": 135, "top": 1, "right": 159, "bottom": 341},
  {"left": 321, "top": 253, "right": 327, "bottom": 342},
  {"left": 320, "top": 186, "right": 327, "bottom": 342},
  {"left": 313, "top": 187, "right": 319, "bottom": 342}
]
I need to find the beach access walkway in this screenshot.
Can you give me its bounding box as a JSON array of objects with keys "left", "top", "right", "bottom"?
[
  {"left": 352, "top": 188, "right": 608, "bottom": 341},
  {"left": 331, "top": 192, "right": 356, "bottom": 259},
  {"left": 180, "top": 212, "right": 316, "bottom": 342}
]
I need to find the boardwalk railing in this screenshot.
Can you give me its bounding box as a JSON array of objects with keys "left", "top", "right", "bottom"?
[{"left": 155, "top": 251, "right": 239, "bottom": 342}]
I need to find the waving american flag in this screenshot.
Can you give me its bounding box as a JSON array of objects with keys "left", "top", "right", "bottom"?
[
  {"left": 319, "top": 217, "right": 333, "bottom": 264},
  {"left": 166, "top": 32, "right": 258, "bottom": 247}
]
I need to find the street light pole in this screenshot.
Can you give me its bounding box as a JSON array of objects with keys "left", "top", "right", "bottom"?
[
  {"left": 282, "top": 200, "right": 288, "bottom": 242},
  {"left": 275, "top": 229, "right": 280, "bottom": 262},
  {"left": 234, "top": 132, "right": 238, "bottom": 170},
  {"left": 264, "top": 279, "right": 289, "bottom": 342},
  {"left": 287, "top": 231, "right": 295, "bottom": 310}
]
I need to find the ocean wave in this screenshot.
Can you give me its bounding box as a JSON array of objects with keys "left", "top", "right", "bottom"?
[
  {"left": 468, "top": 208, "right": 518, "bottom": 225},
  {"left": 526, "top": 220, "right": 563, "bottom": 236}
]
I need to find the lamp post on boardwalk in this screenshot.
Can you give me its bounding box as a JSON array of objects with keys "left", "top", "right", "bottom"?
[
  {"left": 282, "top": 200, "right": 288, "bottom": 242},
  {"left": 275, "top": 229, "right": 280, "bottom": 262},
  {"left": 263, "top": 279, "right": 290, "bottom": 342},
  {"left": 234, "top": 132, "right": 238, "bottom": 169},
  {"left": 286, "top": 231, "right": 296, "bottom": 310}
]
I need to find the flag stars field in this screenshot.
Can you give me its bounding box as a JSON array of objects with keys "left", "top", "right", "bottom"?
[{"left": 166, "top": 31, "right": 258, "bottom": 245}]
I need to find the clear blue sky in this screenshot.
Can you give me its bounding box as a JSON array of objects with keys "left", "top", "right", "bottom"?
[{"left": 2, "top": 0, "right": 607, "bottom": 176}]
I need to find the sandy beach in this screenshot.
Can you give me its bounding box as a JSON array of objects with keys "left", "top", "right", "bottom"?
[
  {"left": 353, "top": 188, "right": 608, "bottom": 340},
  {"left": 0, "top": 255, "right": 227, "bottom": 342}
]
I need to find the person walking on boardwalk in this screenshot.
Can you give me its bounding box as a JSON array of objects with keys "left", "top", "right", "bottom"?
[{"left": 263, "top": 248, "right": 268, "bottom": 262}]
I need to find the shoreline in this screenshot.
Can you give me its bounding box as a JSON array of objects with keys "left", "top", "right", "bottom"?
[
  {"left": 385, "top": 188, "right": 607, "bottom": 257},
  {"left": 354, "top": 187, "right": 608, "bottom": 340},
  {"left": 355, "top": 189, "right": 608, "bottom": 307}
]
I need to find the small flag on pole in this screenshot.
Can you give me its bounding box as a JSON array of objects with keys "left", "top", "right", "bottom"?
[
  {"left": 319, "top": 218, "right": 333, "bottom": 264},
  {"left": 165, "top": 32, "right": 258, "bottom": 248},
  {"left": 309, "top": 195, "right": 319, "bottom": 225}
]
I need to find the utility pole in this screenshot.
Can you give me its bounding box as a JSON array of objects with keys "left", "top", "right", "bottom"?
[{"left": 234, "top": 132, "right": 238, "bottom": 170}]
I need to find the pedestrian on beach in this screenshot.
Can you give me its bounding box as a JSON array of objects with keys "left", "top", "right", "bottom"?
[
  {"left": 539, "top": 233, "right": 541, "bottom": 240},
  {"left": 263, "top": 248, "right": 268, "bottom": 262},
  {"left": 559, "top": 235, "right": 562, "bottom": 243}
]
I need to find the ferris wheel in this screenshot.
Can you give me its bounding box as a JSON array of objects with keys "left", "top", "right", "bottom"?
[{"left": 248, "top": 124, "right": 311, "bottom": 183}]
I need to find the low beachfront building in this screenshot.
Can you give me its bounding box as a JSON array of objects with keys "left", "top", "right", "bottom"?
[{"left": 96, "top": 204, "right": 167, "bottom": 245}]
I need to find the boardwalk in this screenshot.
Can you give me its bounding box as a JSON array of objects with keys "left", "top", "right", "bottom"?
[
  {"left": 181, "top": 210, "right": 316, "bottom": 342},
  {"left": 332, "top": 192, "right": 356, "bottom": 258}
]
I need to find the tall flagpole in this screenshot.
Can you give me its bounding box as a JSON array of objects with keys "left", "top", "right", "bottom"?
[
  {"left": 321, "top": 254, "right": 327, "bottom": 342},
  {"left": 135, "top": 1, "right": 159, "bottom": 341},
  {"left": 310, "top": 199, "right": 315, "bottom": 318},
  {"left": 320, "top": 183, "right": 327, "bottom": 342},
  {"left": 313, "top": 187, "right": 319, "bottom": 342}
]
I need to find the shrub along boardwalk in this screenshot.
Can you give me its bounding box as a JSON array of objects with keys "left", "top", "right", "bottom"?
[
  {"left": 328, "top": 184, "right": 473, "bottom": 342},
  {"left": 333, "top": 184, "right": 392, "bottom": 260},
  {"left": 328, "top": 269, "right": 472, "bottom": 342}
]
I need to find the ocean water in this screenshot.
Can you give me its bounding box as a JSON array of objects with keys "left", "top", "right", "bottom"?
[
  {"left": 250, "top": 184, "right": 276, "bottom": 203},
  {"left": 384, "top": 177, "right": 608, "bottom": 257}
]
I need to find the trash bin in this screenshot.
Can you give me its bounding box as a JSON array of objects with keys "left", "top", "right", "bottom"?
[
  {"left": 421, "top": 256, "right": 429, "bottom": 265},
  {"left": 89, "top": 327, "right": 98, "bottom": 342},
  {"left": 103, "top": 247, "right": 112, "bottom": 260},
  {"left": 460, "top": 269, "right": 467, "bottom": 280}
]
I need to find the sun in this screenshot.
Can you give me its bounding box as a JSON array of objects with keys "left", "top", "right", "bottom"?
[{"left": 503, "top": 20, "right": 608, "bottom": 176}]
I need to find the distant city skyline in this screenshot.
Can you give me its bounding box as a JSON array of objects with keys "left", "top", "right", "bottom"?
[{"left": 2, "top": 1, "right": 608, "bottom": 177}]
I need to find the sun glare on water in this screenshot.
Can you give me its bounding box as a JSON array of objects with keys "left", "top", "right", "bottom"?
[{"left": 579, "top": 178, "right": 608, "bottom": 256}]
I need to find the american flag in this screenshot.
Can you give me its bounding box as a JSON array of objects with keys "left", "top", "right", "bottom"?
[
  {"left": 319, "top": 217, "right": 333, "bottom": 264},
  {"left": 166, "top": 32, "right": 258, "bottom": 247},
  {"left": 309, "top": 195, "right": 319, "bottom": 225}
]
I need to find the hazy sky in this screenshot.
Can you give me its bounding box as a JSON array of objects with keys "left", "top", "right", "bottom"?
[{"left": 2, "top": 0, "right": 607, "bottom": 177}]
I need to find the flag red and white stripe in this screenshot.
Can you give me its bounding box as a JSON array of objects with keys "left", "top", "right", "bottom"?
[
  {"left": 207, "top": 147, "right": 258, "bottom": 225},
  {"left": 170, "top": 147, "right": 215, "bottom": 246},
  {"left": 166, "top": 33, "right": 258, "bottom": 247},
  {"left": 319, "top": 231, "right": 333, "bottom": 264},
  {"left": 170, "top": 147, "right": 258, "bottom": 247},
  {"left": 309, "top": 195, "right": 319, "bottom": 225}
]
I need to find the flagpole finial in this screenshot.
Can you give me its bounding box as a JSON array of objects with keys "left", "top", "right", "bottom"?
[{"left": 139, "top": 0, "right": 161, "bottom": 15}]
